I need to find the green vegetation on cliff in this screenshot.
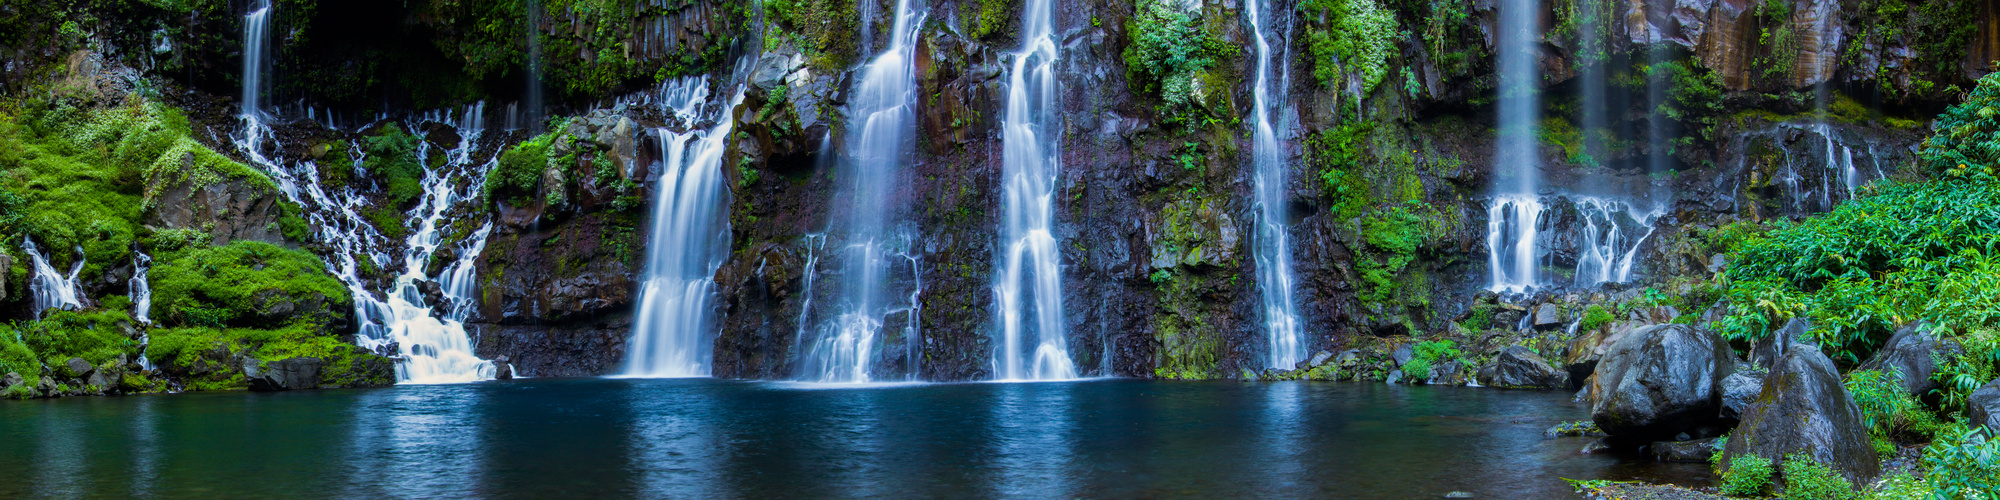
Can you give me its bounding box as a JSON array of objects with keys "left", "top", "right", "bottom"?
[
  {"left": 151, "top": 240, "right": 351, "bottom": 330},
  {"left": 1124, "top": 0, "right": 1226, "bottom": 121},
  {"left": 1297, "top": 0, "right": 1401, "bottom": 93}
]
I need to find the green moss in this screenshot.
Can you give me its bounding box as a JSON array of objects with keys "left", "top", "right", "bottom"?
[
  {"left": 361, "top": 123, "right": 425, "bottom": 206},
  {"left": 1124, "top": 0, "right": 1224, "bottom": 118},
  {"left": 365, "top": 207, "right": 408, "bottom": 241},
  {"left": 150, "top": 241, "right": 351, "bottom": 330},
  {"left": 0, "top": 328, "right": 43, "bottom": 387},
  {"left": 1578, "top": 305, "right": 1615, "bottom": 332},
  {"left": 1298, "top": 0, "right": 1401, "bottom": 93},
  {"left": 486, "top": 124, "right": 561, "bottom": 207},
  {"left": 17, "top": 309, "right": 140, "bottom": 371}
]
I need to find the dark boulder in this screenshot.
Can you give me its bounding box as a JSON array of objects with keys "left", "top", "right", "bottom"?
[
  {"left": 1587, "top": 324, "right": 1735, "bottom": 441},
  {"left": 1970, "top": 379, "right": 2000, "bottom": 433},
  {"left": 1719, "top": 346, "right": 1879, "bottom": 488},
  {"left": 245, "top": 357, "right": 324, "bottom": 391},
  {"left": 1391, "top": 344, "right": 1415, "bottom": 367},
  {"left": 1750, "top": 318, "right": 1813, "bottom": 369},
  {"left": 2, "top": 371, "right": 21, "bottom": 390},
  {"left": 1477, "top": 346, "right": 1569, "bottom": 389},
  {"left": 1533, "top": 304, "right": 1563, "bottom": 331},
  {"left": 1720, "top": 369, "right": 1766, "bottom": 421},
  {"left": 1857, "top": 322, "right": 1956, "bottom": 396},
  {"left": 62, "top": 357, "right": 93, "bottom": 379},
  {"left": 1651, "top": 437, "right": 1723, "bottom": 462}
]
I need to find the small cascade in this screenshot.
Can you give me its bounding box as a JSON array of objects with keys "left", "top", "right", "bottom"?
[
  {"left": 1486, "top": 0, "right": 1543, "bottom": 294},
  {"left": 1245, "top": 0, "right": 1306, "bottom": 370},
  {"left": 1486, "top": 195, "right": 1543, "bottom": 294},
  {"left": 798, "top": 0, "right": 926, "bottom": 383},
  {"left": 23, "top": 239, "right": 83, "bottom": 319},
  {"left": 1736, "top": 122, "right": 1886, "bottom": 216},
  {"left": 1569, "top": 197, "right": 1663, "bottom": 287},
  {"left": 993, "top": 0, "right": 1076, "bottom": 381},
  {"left": 239, "top": 0, "right": 272, "bottom": 146},
  {"left": 622, "top": 78, "right": 742, "bottom": 378},
  {"left": 385, "top": 126, "right": 499, "bottom": 384},
  {"left": 130, "top": 249, "right": 155, "bottom": 369}
]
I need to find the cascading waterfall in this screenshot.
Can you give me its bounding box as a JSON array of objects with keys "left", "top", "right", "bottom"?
[
  {"left": 993, "top": 0, "right": 1076, "bottom": 381},
  {"left": 1245, "top": 0, "right": 1306, "bottom": 370},
  {"left": 23, "top": 239, "right": 83, "bottom": 319},
  {"left": 1570, "top": 197, "right": 1664, "bottom": 287},
  {"left": 622, "top": 78, "right": 741, "bottom": 378},
  {"left": 800, "top": 0, "right": 925, "bottom": 383},
  {"left": 1487, "top": 0, "right": 1543, "bottom": 294},
  {"left": 131, "top": 249, "right": 155, "bottom": 369},
  {"left": 239, "top": 0, "right": 272, "bottom": 146},
  {"left": 384, "top": 124, "right": 499, "bottom": 384}
]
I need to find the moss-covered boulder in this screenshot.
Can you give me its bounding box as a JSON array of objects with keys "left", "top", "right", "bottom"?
[
  {"left": 1719, "top": 345, "right": 1879, "bottom": 489},
  {"left": 150, "top": 241, "right": 352, "bottom": 333}
]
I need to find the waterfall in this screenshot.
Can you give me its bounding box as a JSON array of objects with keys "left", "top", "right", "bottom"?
[
  {"left": 387, "top": 121, "right": 499, "bottom": 384},
  {"left": 1570, "top": 197, "right": 1663, "bottom": 287},
  {"left": 23, "top": 238, "right": 83, "bottom": 319},
  {"left": 1246, "top": 0, "right": 1306, "bottom": 370},
  {"left": 1486, "top": 0, "right": 1542, "bottom": 294},
  {"left": 621, "top": 78, "right": 740, "bottom": 378},
  {"left": 799, "top": 0, "right": 925, "bottom": 383},
  {"left": 131, "top": 249, "right": 155, "bottom": 369},
  {"left": 1575, "top": 0, "right": 1606, "bottom": 166},
  {"left": 993, "top": 0, "right": 1076, "bottom": 381},
  {"left": 239, "top": 0, "right": 272, "bottom": 146}
]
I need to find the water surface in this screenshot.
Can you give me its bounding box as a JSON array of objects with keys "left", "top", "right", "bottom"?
[{"left": 0, "top": 379, "right": 1709, "bottom": 498}]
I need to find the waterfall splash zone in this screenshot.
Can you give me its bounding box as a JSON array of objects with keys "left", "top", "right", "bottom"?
[
  {"left": 799, "top": 0, "right": 926, "bottom": 383},
  {"left": 620, "top": 77, "right": 741, "bottom": 378},
  {"left": 23, "top": 238, "right": 84, "bottom": 319},
  {"left": 992, "top": 0, "right": 1076, "bottom": 381},
  {"left": 1245, "top": 0, "right": 1306, "bottom": 370},
  {"left": 1486, "top": 0, "right": 1543, "bottom": 294}
]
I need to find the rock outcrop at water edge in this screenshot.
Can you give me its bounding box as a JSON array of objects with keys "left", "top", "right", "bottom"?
[{"left": 1587, "top": 324, "right": 1735, "bottom": 441}]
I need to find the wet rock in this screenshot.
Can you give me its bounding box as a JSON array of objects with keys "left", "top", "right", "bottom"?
[
  {"left": 1720, "top": 369, "right": 1766, "bottom": 421},
  {"left": 2, "top": 372, "right": 21, "bottom": 390},
  {"left": 1533, "top": 304, "right": 1563, "bottom": 330},
  {"left": 1392, "top": 344, "right": 1415, "bottom": 367},
  {"left": 1750, "top": 317, "right": 1812, "bottom": 369},
  {"left": 1720, "top": 345, "right": 1879, "bottom": 487},
  {"left": 63, "top": 357, "right": 94, "bottom": 379},
  {"left": 1588, "top": 324, "right": 1735, "bottom": 441},
  {"left": 145, "top": 160, "right": 291, "bottom": 247},
  {"left": 35, "top": 376, "right": 56, "bottom": 397},
  {"left": 1385, "top": 370, "right": 1404, "bottom": 385},
  {"left": 1428, "top": 361, "right": 1468, "bottom": 385},
  {"left": 245, "top": 357, "right": 324, "bottom": 391},
  {"left": 85, "top": 361, "right": 122, "bottom": 392},
  {"left": 1477, "top": 346, "right": 1569, "bottom": 389},
  {"left": 1969, "top": 379, "right": 2000, "bottom": 433},
  {"left": 493, "top": 355, "right": 514, "bottom": 380},
  {"left": 1306, "top": 351, "right": 1334, "bottom": 368},
  {"left": 1650, "top": 437, "right": 1722, "bottom": 462},
  {"left": 1857, "top": 322, "right": 1956, "bottom": 396},
  {"left": 1580, "top": 438, "right": 1615, "bottom": 454}
]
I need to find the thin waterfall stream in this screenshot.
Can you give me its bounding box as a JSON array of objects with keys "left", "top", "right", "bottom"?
[
  {"left": 23, "top": 239, "right": 83, "bottom": 319},
  {"left": 622, "top": 78, "right": 741, "bottom": 378},
  {"left": 993, "top": 0, "right": 1076, "bottom": 381},
  {"left": 799, "top": 0, "right": 926, "bottom": 383},
  {"left": 1246, "top": 0, "right": 1305, "bottom": 370},
  {"left": 1487, "top": 0, "right": 1542, "bottom": 294}
]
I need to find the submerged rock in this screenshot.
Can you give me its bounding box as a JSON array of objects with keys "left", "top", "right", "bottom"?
[
  {"left": 1720, "top": 345, "right": 1879, "bottom": 487},
  {"left": 1477, "top": 346, "right": 1568, "bottom": 389},
  {"left": 1857, "top": 321, "right": 1956, "bottom": 396},
  {"left": 1587, "top": 324, "right": 1734, "bottom": 441}
]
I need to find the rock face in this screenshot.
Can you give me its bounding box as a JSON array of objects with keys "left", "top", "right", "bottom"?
[
  {"left": 1720, "top": 369, "right": 1766, "bottom": 421},
  {"left": 1477, "top": 346, "right": 1569, "bottom": 389},
  {"left": 1587, "top": 325, "right": 1735, "bottom": 441},
  {"left": 1858, "top": 322, "right": 1957, "bottom": 396},
  {"left": 1970, "top": 379, "right": 2000, "bottom": 433},
  {"left": 1651, "top": 437, "right": 1723, "bottom": 462},
  {"left": 245, "top": 357, "right": 323, "bottom": 391},
  {"left": 1720, "top": 346, "right": 1880, "bottom": 487},
  {"left": 144, "top": 163, "right": 292, "bottom": 247},
  {"left": 1750, "top": 317, "right": 1813, "bottom": 369}
]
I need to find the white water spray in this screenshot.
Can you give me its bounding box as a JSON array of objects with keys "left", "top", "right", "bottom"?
[
  {"left": 993, "top": 0, "right": 1076, "bottom": 381},
  {"left": 800, "top": 0, "right": 926, "bottom": 383},
  {"left": 1246, "top": 0, "right": 1306, "bottom": 370},
  {"left": 622, "top": 78, "right": 741, "bottom": 378},
  {"left": 23, "top": 239, "right": 83, "bottom": 319},
  {"left": 1487, "top": 0, "right": 1543, "bottom": 294}
]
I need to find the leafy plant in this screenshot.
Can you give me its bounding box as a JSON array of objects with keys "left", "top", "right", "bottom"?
[
  {"left": 1845, "top": 369, "right": 1943, "bottom": 440},
  {"left": 1402, "top": 340, "right": 1460, "bottom": 380},
  {"left": 1123, "top": 0, "right": 1220, "bottom": 114},
  {"left": 1297, "top": 0, "right": 1401, "bottom": 93},
  {"left": 1579, "top": 305, "right": 1615, "bottom": 332},
  {"left": 1921, "top": 424, "right": 2000, "bottom": 498},
  {"left": 1780, "top": 454, "right": 1856, "bottom": 500},
  {"left": 1720, "top": 454, "right": 1775, "bottom": 496}
]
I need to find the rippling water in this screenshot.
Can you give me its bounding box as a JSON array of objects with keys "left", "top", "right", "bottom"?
[{"left": 0, "top": 379, "right": 1709, "bottom": 498}]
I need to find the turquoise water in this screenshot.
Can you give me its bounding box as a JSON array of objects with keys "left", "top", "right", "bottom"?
[{"left": 0, "top": 379, "right": 1707, "bottom": 498}]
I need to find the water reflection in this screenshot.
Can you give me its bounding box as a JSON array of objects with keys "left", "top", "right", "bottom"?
[{"left": 0, "top": 380, "right": 1713, "bottom": 498}]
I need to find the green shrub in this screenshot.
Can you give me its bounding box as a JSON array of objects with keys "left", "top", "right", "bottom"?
[
  {"left": 1579, "top": 305, "right": 1615, "bottom": 332},
  {"left": 150, "top": 241, "right": 350, "bottom": 329},
  {"left": 1845, "top": 369, "right": 1943, "bottom": 440},
  {"left": 0, "top": 329, "right": 42, "bottom": 387},
  {"left": 361, "top": 123, "right": 425, "bottom": 206},
  {"left": 1863, "top": 472, "right": 1932, "bottom": 500},
  {"left": 1402, "top": 340, "right": 1460, "bottom": 379},
  {"left": 1780, "top": 454, "right": 1856, "bottom": 500},
  {"left": 1921, "top": 424, "right": 2000, "bottom": 498},
  {"left": 485, "top": 126, "right": 558, "bottom": 207},
  {"left": 1123, "top": 0, "right": 1220, "bottom": 112},
  {"left": 1297, "top": 0, "right": 1401, "bottom": 93},
  {"left": 1934, "top": 328, "right": 2000, "bottom": 413},
  {"left": 18, "top": 309, "right": 140, "bottom": 369},
  {"left": 1922, "top": 72, "right": 2000, "bottom": 181},
  {"left": 1720, "top": 454, "right": 1775, "bottom": 496}
]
